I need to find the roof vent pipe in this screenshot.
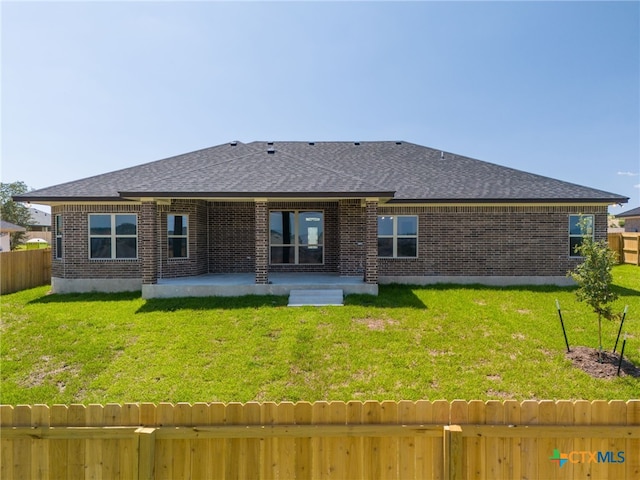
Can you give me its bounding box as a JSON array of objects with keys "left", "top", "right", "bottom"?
[
  {"left": 230, "top": 141, "right": 238, "bottom": 146},
  {"left": 440, "top": 151, "right": 445, "bottom": 159},
  {"left": 267, "top": 148, "right": 275, "bottom": 154}
]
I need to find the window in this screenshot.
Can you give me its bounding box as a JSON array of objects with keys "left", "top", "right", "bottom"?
[
  {"left": 168, "top": 214, "right": 188, "bottom": 258},
  {"left": 270, "top": 211, "right": 323, "bottom": 264},
  {"left": 569, "top": 214, "right": 593, "bottom": 257},
  {"left": 55, "top": 215, "right": 63, "bottom": 259},
  {"left": 378, "top": 215, "right": 418, "bottom": 258},
  {"left": 89, "top": 214, "right": 137, "bottom": 259}
]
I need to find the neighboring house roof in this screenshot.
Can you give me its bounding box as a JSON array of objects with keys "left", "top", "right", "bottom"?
[
  {"left": 28, "top": 207, "right": 52, "bottom": 227},
  {"left": 14, "top": 141, "right": 628, "bottom": 205},
  {"left": 616, "top": 206, "right": 640, "bottom": 218},
  {"left": 0, "top": 220, "right": 27, "bottom": 232}
]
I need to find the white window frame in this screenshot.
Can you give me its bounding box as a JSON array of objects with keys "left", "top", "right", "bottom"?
[
  {"left": 269, "top": 210, "right": 324, "bottom": 265},
  {"left": 167, "top": 214, "right": 189, "bottom": 259},
  {"left": 88, "top": 213, "right": 138, "bottom": 259},
  {"left": 569, "top": 214, "right": 594, "bottom": 258},
  {"left": 378, "top": 215, "right": 419, "bottom": 258},
  {"left": 55, "top": 214, "right": 63, "bottom": 259}
]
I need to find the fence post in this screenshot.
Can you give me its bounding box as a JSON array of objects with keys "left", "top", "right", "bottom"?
[
  {"left": 136, "top": 427, "right": 156, "bottom": 480},
  {"left": 443, "top": 425, "right": 463, "bottom": 480}
]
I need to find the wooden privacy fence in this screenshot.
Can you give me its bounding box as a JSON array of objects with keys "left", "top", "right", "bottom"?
[
  {"left": 608, "top": 232, "right": 640, "bottom": 266},
  {"left": 0, "top": 248, "right": 51, "bottom": 294},
  {"left": 1, "top": 400, "right": 638, "bottom": 479}
]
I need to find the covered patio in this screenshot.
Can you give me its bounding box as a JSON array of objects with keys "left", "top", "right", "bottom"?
[{"left": 142, "top": 272, "right": 377, "bottom": 299}]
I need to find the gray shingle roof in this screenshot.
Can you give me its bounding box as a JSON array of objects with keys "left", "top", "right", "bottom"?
[
  {"left": 0, "top": 220, "right": 26, "bottom": 232},
  {"left": 616, "top": 206, "right": 640, "bottom": 218},
  {"left": 28, "top": 207, "right": 52, "bottom": 227},
  {"left": 15, "top": 141, "right": 628, "bottom": 204}
]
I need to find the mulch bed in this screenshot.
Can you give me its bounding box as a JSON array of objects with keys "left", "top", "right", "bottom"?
[{"left": 566, "top": 346, "right": 640, "bottom": 379}]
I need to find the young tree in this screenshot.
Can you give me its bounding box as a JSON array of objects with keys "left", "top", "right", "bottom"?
[
  {"left": 0, "top": 181, "right": 32, "bottom": 249},
  {"left": 568, "top": 216, "right": 618, "bottom": 361}
]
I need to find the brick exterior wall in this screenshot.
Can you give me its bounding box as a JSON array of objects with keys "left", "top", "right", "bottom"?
[
  {"left": 338, "top": 199, "right": 366, "bottom": 276},
  {"left": 255, "top": 200, "right": 268, "bottom": 284},
  {"left": 51, "top": 204, "right": 141, "bottom": 279},
  {"left": 158, "top": 200, "right": 209, "bottom": 279},
  {"left": 51, "top": 201, "right": 609, "bottom": 284},
  {"left": 377, "top": 205, "right": 609, "bottom": 277},
  {"left": 140, "top": 201, "right": 157, "bottom": 284},
  {"left": 365, "top": 200, "right": 379, "bottom": 283},
  {"left": 208, "top": 202, "right": 255, "bottom": 273}
]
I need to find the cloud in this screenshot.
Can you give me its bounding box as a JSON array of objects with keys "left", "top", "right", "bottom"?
[
  {"left": 618, "top": 171, "right": 639, "bottom": 176},
  {"left": 634, "top": 183, "right": 640, "bottom": 189}
]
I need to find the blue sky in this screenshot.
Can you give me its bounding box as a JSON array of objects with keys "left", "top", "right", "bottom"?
[{"left": 2, "top": 1, "right": 639, "bottom": 212}]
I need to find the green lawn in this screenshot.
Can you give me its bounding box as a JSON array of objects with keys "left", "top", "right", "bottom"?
[{"left": 1, "top": 265, "right": 638, "bottom": 405}]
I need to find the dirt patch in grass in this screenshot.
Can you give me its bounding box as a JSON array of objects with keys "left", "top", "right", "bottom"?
[
  {"left": 20, "top": 356, "right": 79, "bottom": 390},
  {"left": 353, "top": 317, "right": 398, "bottom": 331},
  {"left": 566, "top": 346, "right": 640, "bottom": 379}
]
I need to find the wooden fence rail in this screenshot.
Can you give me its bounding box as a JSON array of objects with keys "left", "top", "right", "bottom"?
[
  {"left": 1, "top": 400, "right": 638, "bottom": 479},
  {"left": 608, "top": 232, "right": 640, "bottom": 266},
  {"left": 0, "top": 248, "right": 51, "bottom": 294}
]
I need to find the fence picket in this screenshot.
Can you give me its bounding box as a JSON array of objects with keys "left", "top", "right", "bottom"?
[
  {"left": 520, "top": 400, "right": 538, "bottom": 479},
  {"left": 31, "top": 404, "right": 50, "bottom": 480},
  {"left": 485, "top": 400, "right": 504, "bottom": 480},
  {"left": 294, "top": 401, "right": 313, "bottom": 478},
  {"left": 121, "top": 403, "right": 139, "bottom": 480},
  {"left": 431, "top": 399, "right": 450, "bottom": 480},
  {"left": 609, "top": 400, "right": 627, "bottom": 480},
  {"left": 209, "top": 402, "right": 226, "bottom": 478},
  {"left": 537, "top": 400, "right": 556, "bottom": 480},
  {"left": 362, "top": 400, "right": 382, "bottom": 478},
  {"left": 573, "top": 400, "right": 591, "bottom": 478},
  {"left": 13, "top": 405, "right": 32, "bottom": 479},
  {"left": 173, "top": 403, "right": 192, "bottom": 480},
  {"left": 626, "top": 400, "right": 640, "bottom": 479},
  {"left": 67, "top": 404, "right": 86, "bottom": 478},
  {"left": 398, "top": 400, "right": 417, "bottom": 479},
  {"left": 49, "top": 405, "right": 69, "bottom": 478},
  {"left": 345, "top": 400, "right": 364, "bottom": 479},
  {"left": 0, "top": 405, "right": 14, "bottom": 480},
  {"left": 503, "top": 400, "right": 520, "bottom": 480},
  {"left": 155, "top": 403, "right": 174, "bottom": 480}
]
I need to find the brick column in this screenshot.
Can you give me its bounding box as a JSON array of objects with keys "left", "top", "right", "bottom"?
[
  {"left": 338, "top": 199, "right": 366, "bottom": 276},
  {"left": 140, "top": 201, "right": 158, "bottom": 285},
  {"left": 255, "top": 199, "right": 269, "bottom": 284},
  {"left": 364, "top": 199, "right": 378, "bottom": 284}
]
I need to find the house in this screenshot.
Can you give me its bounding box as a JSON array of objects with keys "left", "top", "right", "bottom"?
[
  {"left": 14, "top": 141, "right": 628, "bottom": 298},
  {"left": 616, "top": 206, "right": 640, "bottom": 232},
  {"left": 0, "top": 220, "right": 26, "bottom": 252},
  {"left": 25, "top": 207, "right": 53, "bottom": 244}
]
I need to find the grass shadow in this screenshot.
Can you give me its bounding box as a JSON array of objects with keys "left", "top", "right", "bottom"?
[
  {"left": 28, "top": 291, "right": 142, "bottom": 304},
  {"left": 136, "top": 294, "right": 289, "bottom": 313},
  {"left": 611, "top": 285, "right": 640, "bottom": 297},
  {"left": 346, "top": 284, "right": 428, "bottom": 309}
]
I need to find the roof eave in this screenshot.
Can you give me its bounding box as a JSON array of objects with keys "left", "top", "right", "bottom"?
[
  {"left": 13, "top": 195, "right": 126, "bottom": 204},
  {"left": 387, "top": 197, "right": 629, "bottom": 205}
]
